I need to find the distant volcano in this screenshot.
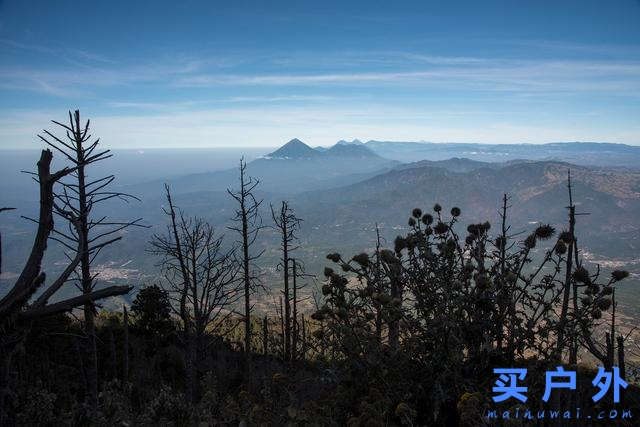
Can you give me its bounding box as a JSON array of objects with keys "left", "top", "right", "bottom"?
[
  {"left": 267, "top": 138, "right": 381, "bottom": 159},
  {"left": 266, "top": 138, "right": 321, "bottom": 159}
]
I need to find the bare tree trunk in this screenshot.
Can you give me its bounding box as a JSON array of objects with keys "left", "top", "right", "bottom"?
[
  {"left": 72, "top": 113, "right": 99, "bottom": 412},
  {"left": 279, "top": 297, "right": 285, "bottom": 360},
  {"left": 617, "top": 335, "right": 626, "bottom": 404},
  {"left": 605, "top": 333, "right": 614, "bottom": 371},
  {"left": 301, "top": 314, "right": 306, "bottom": 361},
  {"left": 153, "top": 186, "right": 242, "bottom": 402},
  {"left": 0, "top": 119, "right": 135, "bottom": 421},
  {"left": 292, "top": 260, "right": 298, "bottom": 362},
  {"left": 499, "top": 194, "right": 516, "bottom": 359},
  {"left": 228, "top": 158, "right": 264, "bottom": 376},
  {"left": 283, "top": 242, "right": 290, "bottom": 361},
  {"left": 42, "top": 110, "right": 142, "bottom": 411},
  {"left": 271, "top": 201, "right": 302, "bottom": 363},
  {"left": 242, "top": 213, "right": 252, "bottom": 358},
  {"left": 556, "top": 188, "right": 576, "bottom": 359},
  {"left": 374, "top": 226, "right": 383, "bottom": 344},
  {"left": 0, "top": 151, "right": 58, "bottom": 318},
  {"left": 569, "top": 336, "right": 577, "bottom": 365},
  {"left": 605, "top": 289, "right": 617, "bottom": 370},
  {"left": 617, "top": 335, "right": 626, "bottom": 379},
  {"left": 123, "top": 305, "right": 129, "bottom": 381}
]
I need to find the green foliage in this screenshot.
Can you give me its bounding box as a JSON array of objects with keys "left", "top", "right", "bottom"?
[{"left": 131, "top": 284, "right": 174, "bottom": 338}]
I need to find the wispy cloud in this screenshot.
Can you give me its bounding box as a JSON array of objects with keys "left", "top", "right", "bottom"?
[
  {"left": 65, "top": 48, "right": 115, "bottom": 64},
  {"left": 1, "top": 40, "right": 639, "bottom": 147},
  {"left": 0, "top": 38, "right": 116, "bottom": 67},
  {"left": 502, "top": 39, "right": 640, "bottom": 57},
  {"left": 176, "top": 59, "right": 640, "bottom": 94},
  {"left": 0, "top": 60, "right": 206, "bottom": 97},
  {"left": 2, "top": 40, "right": 639, "bottom": 97},
  {"left": 0, "top": 38, "right": 56, "bottom": 55},
  {"left": 2, "top": 105, "right": 638, "bottom": 150},
  {"left": 225, "top": 95, "right": 342, "bottom": 103},
  {"left": 106, "top": 101, "right": 203, "bottom": 111}
]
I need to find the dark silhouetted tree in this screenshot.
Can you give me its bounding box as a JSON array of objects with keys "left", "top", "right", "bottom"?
[
  {"left": 151, "top": 185, "right": 241, "bottom": 402},
  {"left": 131, "top": 284, "right": 174, "bottom": 357},
  {"left": 0, "top": 147, "right": 131, "bottom": 423},
  {"left": 131, "top": 284, "right": 173, "bottom": 338},
  {"left": 271, "top": 200, "right": 302, "bottom": 362},
  {"left": 227, "top": 158, "right": 265, "bottom": 366}
]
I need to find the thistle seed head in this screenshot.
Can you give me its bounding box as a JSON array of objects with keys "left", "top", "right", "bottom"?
[
  {"left": 422, "top": 214, "right": 434, "bottom": 225},
  {"left": 326, "top": 253, "right": 341, "bottom": 263},
  {"left": 611, "top": 270, "right": 629, "bottom": 282},
  {"left": 352, "top": 252, "right": 370, "bottom": 267},
  {"left": 535, "top": 224, "right": 555, "bottom": 240},
  {"left": 434, "top": 222, "right": 449, "bottom": 235}
]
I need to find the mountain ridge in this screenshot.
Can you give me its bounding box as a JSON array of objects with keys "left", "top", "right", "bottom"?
[
  {"left": 266, "top": 138, "right": 380, "bottom": 160},
  {"left": 266, "top": 138, "right": 320, "bottom": 159},
  {"left": 122, "top": 138, "right": 398, "bottom": 196},
  {"left": 363, "top": 140, "right": 640, "bottom": 167}
]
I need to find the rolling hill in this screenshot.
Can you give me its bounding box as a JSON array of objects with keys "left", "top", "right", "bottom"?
[{"left": 364, "top": 140, "right": 640, "bottom": 168}]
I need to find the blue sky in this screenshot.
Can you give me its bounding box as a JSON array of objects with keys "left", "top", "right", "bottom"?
[{"left": 1, "top": 0, "right": 639, "bottom": 148}]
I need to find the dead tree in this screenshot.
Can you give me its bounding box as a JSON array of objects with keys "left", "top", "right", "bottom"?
[
  {"left": 227, "top": 158, "right": 265, "bottom": 364},
  {"left": 556, "top": 171, "right": 577, "bottom": 359},
  {"left": 35, "top": 110, "right": 143, "bottom": 410},
  {"left": 123, "top": 305, "right": 129, "bottom": 381},
  {"left": 292, "top": 260, "right": 299, "bottom": 361},
  {"left": 150, "top": 185, "right": 241, "bottom": 402},
  {"left": 290, "top": 258, "right": 312, "bottom": 362},
  {"left": 279, "top": 297, "right": 285, "bottom": 359},
  {"left": 547, "top": 170, "right": 631, "bottom": 370},
  {"left": 0, "top": 149, "right": 131, "bottom": 423},
  {"left": 300, "top": 314, "right": 307, "bottom": 360},
  {"left": 271, "top": 201, "right": 303, "bottom": 362}
]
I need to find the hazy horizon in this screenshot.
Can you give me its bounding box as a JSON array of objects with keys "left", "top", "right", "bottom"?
[
  {"left": 1, "top": 139, "right": 639, "bottom": 152},
  {"left": 1, "top": 0, "right": 639, "bottom": 149}
]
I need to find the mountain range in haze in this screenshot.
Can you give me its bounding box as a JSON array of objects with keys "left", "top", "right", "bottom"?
[
  {"left": 287, "top": 138, "right": 640, "bottom": 168},
  {"left": 266, "top": 138, "right": 379, "bottom": 160},
  {"left": 108, "top": 138, "right": 640, "bottom": 201},
  {"left": 119, "top": 138, "right": 399, "bottom": 196},
  {"left": 3, "top": 138, "right": 639, "bottom": 203},
  {"left": 1, "top": 138, "right": 640, "bottom": 314},
  {"left": 267, "top": 138, "right": 640, "bottom": 167}
]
